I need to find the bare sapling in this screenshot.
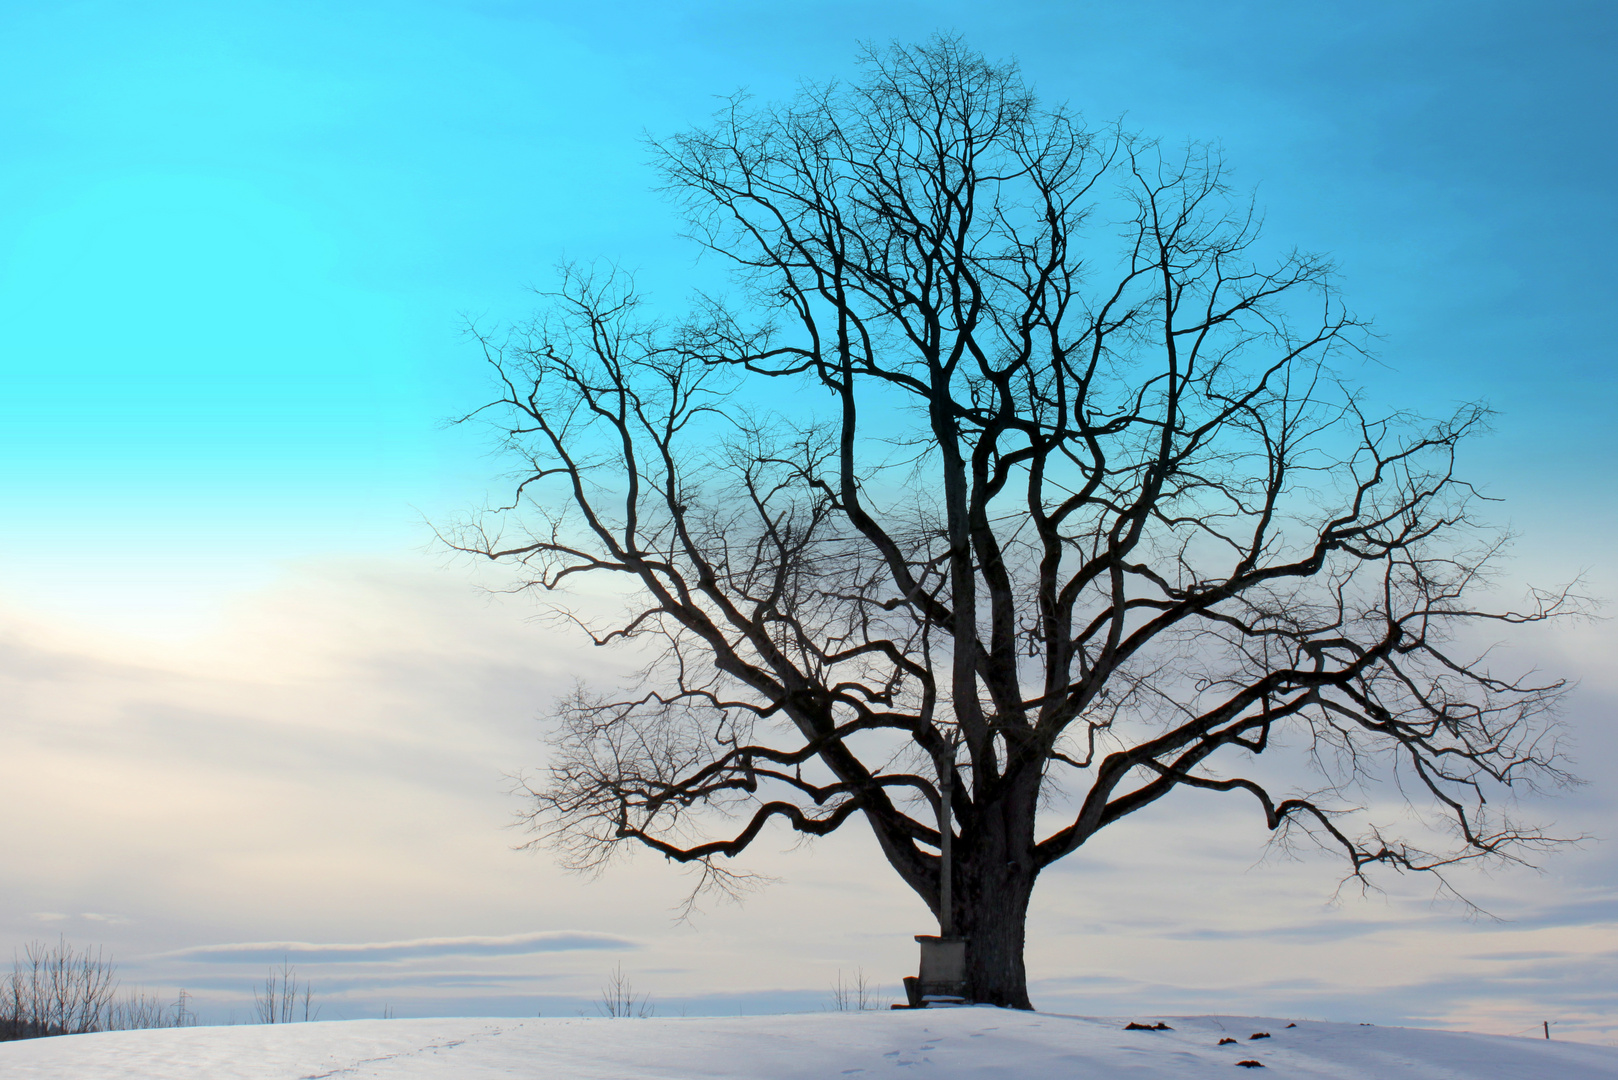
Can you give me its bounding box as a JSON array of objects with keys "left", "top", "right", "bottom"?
[
  {"left": 253, "top": 960, "right": 319, "bottom": 1024},
  {"left": 597, "top": 963, "right": 654, "bottom": 1018},
  {"left": 830, "top": 968, "right": 881, "bottom": 1011}
]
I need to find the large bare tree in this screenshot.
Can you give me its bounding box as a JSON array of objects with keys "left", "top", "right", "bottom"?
[{"left": 455, "top": 38, "right": 1575, "bottom": 1008}]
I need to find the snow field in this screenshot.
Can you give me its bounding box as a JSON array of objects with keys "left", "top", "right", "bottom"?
[{"left": 2, "top": 1008, "right": 1616, "bottom": 1079}]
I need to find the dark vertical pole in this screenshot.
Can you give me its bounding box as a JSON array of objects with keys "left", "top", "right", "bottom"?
[
  {"left": 937, "top": 745, "right": 953, "bottom": 937},
  {"left": 1544, "top": 1021, "right": 1550, "bottom": 1040}
]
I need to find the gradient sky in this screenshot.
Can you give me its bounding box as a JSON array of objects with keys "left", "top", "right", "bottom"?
[{"left": 3, "top": 0, "right": 1616, "bottom": 1038}]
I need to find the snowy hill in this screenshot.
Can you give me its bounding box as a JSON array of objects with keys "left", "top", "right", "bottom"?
[{"left": 2, "top": 1009, "right": 1615, "bottom": 1079}]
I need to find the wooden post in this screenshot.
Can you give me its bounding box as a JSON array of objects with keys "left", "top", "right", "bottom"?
[
  {"left": 897, "top": 732, "right": 966, "bottom": 1008},
  {"left": 937, "top": 744, "right": 953, "bottom": 937},
  {"left": 1544, "top": 1021, "right": 1550, "bottom": 1040}
]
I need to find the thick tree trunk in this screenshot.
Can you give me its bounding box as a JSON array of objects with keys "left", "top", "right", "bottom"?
[
  {"left": 945, "top": 769, "right": 1041, "bottom": 1009},
  {"left": 956, "top": 856, "right": 1035, "bottom": 1008}
]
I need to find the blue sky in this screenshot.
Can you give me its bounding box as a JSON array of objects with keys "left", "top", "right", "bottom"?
[
  {"left": 2, "top": 0, "right": 1616, "bottom": 1036},
  {"left": 3, "top": 0, "right": 1614, "bottom": 620}
]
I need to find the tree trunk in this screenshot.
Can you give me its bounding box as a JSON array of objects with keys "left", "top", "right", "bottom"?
[
  {"left": 949, "top": 771, "right": 1040, "bottom": 1009},
  {"left": 956, "top": 857, "right": 1035, "bottom": 1008}
]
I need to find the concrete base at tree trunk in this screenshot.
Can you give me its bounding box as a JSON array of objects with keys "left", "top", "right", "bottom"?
[{"left": 898, "top": 935, "right": 967, "bottom": 1007}]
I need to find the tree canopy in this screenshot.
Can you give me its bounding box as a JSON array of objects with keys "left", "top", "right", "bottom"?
[{"left": 454, "top": 37, "right": 1577, "bottom": 1007}]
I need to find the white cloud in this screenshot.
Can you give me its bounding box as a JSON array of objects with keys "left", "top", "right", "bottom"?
[{"left": 160, "top": 931, "right": 639, "bottom": 965}]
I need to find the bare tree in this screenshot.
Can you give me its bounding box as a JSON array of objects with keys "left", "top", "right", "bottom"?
[
  {"left": 453, "top": 37, "right": 1580, "bottom": 1008},
  {"left": 2, "top": 937, "right": 118, "bottom": 1039},
  {"left": 830, "top": 968, "right": 881, "bottom": 1012},
  {"left": 596, "top": 963, "right": 654, "bottom": 1018},
  {"left": 253, "top": 961, "right": 319, "bottom": 1024}
]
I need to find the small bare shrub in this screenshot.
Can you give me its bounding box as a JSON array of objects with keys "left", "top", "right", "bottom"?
[
  {"left": 597, "top": 963, "right": 652, "bottom": 1018},
  {"left": 829, "top": 968, "right": 881, "bottom": 1011},
  {"left": 105, "top": 988, "right": 196, "bottom": 1031}
]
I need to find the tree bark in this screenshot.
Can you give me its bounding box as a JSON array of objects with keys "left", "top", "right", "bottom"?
[
  {"left": 947, "top": 764, "right": 1041, "bottom": 1008},
  {"left": 957, "top": 858, "right": 1035, "bottom": 1008}
]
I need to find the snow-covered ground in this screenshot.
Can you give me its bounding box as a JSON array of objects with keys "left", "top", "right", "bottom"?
[{"left": 3, "top": 1009, "right": 1615, "bottom": 1079}]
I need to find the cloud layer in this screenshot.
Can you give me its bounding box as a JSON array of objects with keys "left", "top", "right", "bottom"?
[
  {"left": 0, "top": 554, "right": 1613, "bottom": 1035},
  {"left": 162, "top": 931, "right": 638, "bottom": 965}
]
